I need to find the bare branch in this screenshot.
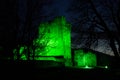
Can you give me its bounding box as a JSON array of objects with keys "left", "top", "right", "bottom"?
[{"left": 89, "top": 0, "right": 110, "bottom": 33}]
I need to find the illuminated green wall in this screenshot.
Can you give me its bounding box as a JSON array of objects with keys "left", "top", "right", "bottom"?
[
  {"left": 74, "top": 49, "right": 97, "bottom": 67},
  {"left": 13, "top": 16, "right": 72, "bottom": 66},
  {"left": 33, "top": 16, "right": 71, "bottom": 66},
  {"left": 34, "top": 17, "right": 71, "bottom": 56}
]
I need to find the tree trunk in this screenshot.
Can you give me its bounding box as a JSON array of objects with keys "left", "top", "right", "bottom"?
[
  {"left": 25, "top": 0, "right": 33, "bottom": 60},
  {"left": 110, "top": 38, "right": 119, "bottom": 57}
]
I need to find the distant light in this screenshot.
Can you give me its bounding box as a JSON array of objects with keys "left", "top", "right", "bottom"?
[
  {"left": 85, "top": 65, "right": 89, "bottom": 68},
  {"left": 105, "top": 66, "right": 108, "bottom": 69},
  {"left": 83, "top": 65, "right": 93, "bottom": 69}
]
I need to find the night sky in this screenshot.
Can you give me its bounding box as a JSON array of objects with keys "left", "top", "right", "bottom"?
[
  {"left": 1, "top": 1, "right": 120, "bottom": 79},
  {"left": 0, "top": 0, "right": 119, "bottom": 57}
]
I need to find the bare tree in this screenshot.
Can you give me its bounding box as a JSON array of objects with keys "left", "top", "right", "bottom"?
[
  {"left": 69, "top": 0, "right": 120, "bottom": 57},
  {"left": 13, "top": 0, "right": 55, "bottom": 60}
]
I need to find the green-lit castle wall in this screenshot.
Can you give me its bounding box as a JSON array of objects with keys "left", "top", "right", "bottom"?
[
  {"left": 13, "top": 16, "right": 72, "bottom": 66},
  {"left": 73, "top": 49, "right": 97, "bottom": 67},
  {"left": 12, "top": 16, "right": 113, "bottom": 68},
  {"left": 72, "top": 48, "right": 113, "bottom": 68},
  {"left": 34, "top": 16, "right": 72, "bottom": 66},
  {"left": 34, "top": 16, "right": 71, "bottom": 56}
]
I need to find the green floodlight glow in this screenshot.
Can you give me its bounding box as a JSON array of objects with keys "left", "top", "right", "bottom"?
[
  {"left": 33, "top": 16, "right": 72, "bottom": 66},
  {"left": 74, "top": 49, "right": 97, "bottom": 67},
  {"left": 34, "top": 16, "right": 71, "bottom": 56},
  {"left": 105, "top": 66, "right": 108, "bottom": 69},
  {"left": 85, "top": 65, "right": 89, "bottom": 68},
  {"left": 19, "top": 47, "right": 24, "bottom": 54},
  {"left": 84, "top": 65, "right": 93, "bottom": 69},
  {"left": 13, "top": 16, "right": 72, "bottom": 66},
  {"left": 34, "top": 57, "right": 56, "bottom": 61},
  {"left": 13, "top": 46, "right": 27, "bottom": 60}
]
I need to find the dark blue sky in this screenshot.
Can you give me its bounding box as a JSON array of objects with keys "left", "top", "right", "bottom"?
[
  {"left": 17, "top": 0, "right": 120, "bottom": 56},
  {"left": 0, "top": 0, "right": 116, "bottom": 56},
  {"left": 18, "top": 0, "right": 73, "bottom": 24},
  {"left": 40, "top": 0, "right": 73, "bottom": 23}
]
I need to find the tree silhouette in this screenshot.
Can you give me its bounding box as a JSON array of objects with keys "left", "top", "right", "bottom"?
[
  {"left": 68, "top": 0, "right": 120, "bottom": 58},
  {"left": 12, "top": 0, "right": 55, "bottom": 60},
  {"left": 21, "top": 0, "right": 55, "bottom": 60},
  {"left": 0, "top": 0, "right": 18, "bottom": 60},
  {"left": 0, "top": 0, "right": 54, "bottom": 60}
]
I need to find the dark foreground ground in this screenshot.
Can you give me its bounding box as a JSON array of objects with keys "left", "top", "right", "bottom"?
[{"left": 1, "top": 61, "right": 120, "bottom": 80}]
